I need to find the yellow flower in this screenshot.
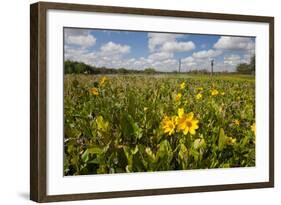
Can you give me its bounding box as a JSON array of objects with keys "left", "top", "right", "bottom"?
[
  {"left": 99, "top": 76, "right": 107, "bottom": 86},
  {"left": 251, "top": 123, "right": 256, "bottom": 135},
  {"left": 177, "top": 109, "right": 199, "bottom": 135},
  {"left": 225, "top": 137, "right": 236, "bottom": 145},
  {"left": 196, "top": 93, "right": 202, "bottom": 100},
  {"left": 90, "top": 87, "right": 99, "bottom": 96},
  {"left": 161, "top": 116, "right": 176, "bottom": 136},
  {"left": 175, "top": 93, "right": 182, "bottom": 101},
  {"left": 144, "top": 107, "right": 148, "bottom": 112},
  {"left": 233, "top": 119, "right": 240, "bottom": 126},
  {"left": 211, "top": 89, "right": 219, "bottom": 96},
  {"left": 178, "top": 108, "right": 185, "bottom": 118},
  {"left": 95, "top": 116, "right": 109, "bottom": 132},
  {"left": 180, "top": 82, "right": 186, "bottom": 90}
]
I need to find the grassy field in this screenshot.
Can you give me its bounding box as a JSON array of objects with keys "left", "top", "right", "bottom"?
[{"left": 64, "top": 74, "right": 256, "bottom": 175}]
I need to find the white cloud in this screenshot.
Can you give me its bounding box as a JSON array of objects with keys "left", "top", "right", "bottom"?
[
  {"left": 192, "top": 49, "right": 222, "bottom": 59},
  {"left": 65, "top": 41, "right": 131, "bottom": 67},
  {"left": 177, "top": 49, "right": 222, "bottom": 72},
  {"left": 148, "top": 33, "right": 183, "bottom": 52},
  {"left": 182, "top": 56, "right": 196, "bottom": 66},
  {"left": 224, "top": 53, "right": 253, "bottom": 67},
  {"left": 148, "top": 52, "right": 173, "bottom": 61},
  {"left": 65, "top": 29, "right": 253, "bottom": 73},
  {"left": 64, "top": 28, "right": 96, "bottom": 48},
  {"left": 243, "top": 53, "right": 253, "bottom": 64},
  {"left": 66, "top": 34, "right": 96, "bottom": 48},
  {"left": 224, "top": 54, "right": 241, "bottom": 66},
  {"left": 64, "top": 28, "right": 89, "bottom": 36},
  {"left": 100, "top": 41, "right": 130, "bottom": 56},
  {"left": 214, "top": 36, "right": 255, "bottom": 51},
  {"left": 161, "top": 41, "right": 195, "bottom": 53},
  {"left": 148, "top": 33, "right": 195, "bottom": 54}
]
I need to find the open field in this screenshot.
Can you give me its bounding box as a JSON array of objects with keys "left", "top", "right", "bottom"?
[{"left": 64, "top": 74, "right": 255, "bottom": 175}]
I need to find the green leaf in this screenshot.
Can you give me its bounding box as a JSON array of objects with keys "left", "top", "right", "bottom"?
[
  {"left": 156, "top": 140, "right": 173, "bottom": 168},
  {"left": 88, "top": 146, "right": 103, "bottom": 154},
  {"left": 120, "top": 113, "right": 135, "bottom": 138},
  {"left": 178, "top": 144, "right": 188, "bottom": 161},
  {"left": 87, "top": 158, "right": 99, "bottom": 164},
  {"left": 193, "top": 138, "right": 206, "bottom": 150},
  {"left": 218, "top": 128, "right": 226, "bottom": 151},
  {"left": 190, "top": 149, "right": 199, "bottom": 161},
  {"left": 81, "top": 149, "right": 89, "bottom": 162},
  {"left": 145, "top": 147, "right": 156, "bottom": 162},
  {"left": 131, "top": 145, "right": 139, "bottom": 155}
]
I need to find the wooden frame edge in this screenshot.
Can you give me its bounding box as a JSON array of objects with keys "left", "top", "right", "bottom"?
[
  {"left": 269, "top": 17, "right": 274, "bottom": 188},
  {"left": 30, "top": 1, "right": 274, "bottom": 202},
  {"left": 38, "top": 182, "right": 272, "bottom": 203},
  {"left": 30, "top": 2, "right": 48, "bottom": 202}
]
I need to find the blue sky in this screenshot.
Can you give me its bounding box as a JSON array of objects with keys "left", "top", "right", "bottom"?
[{"left": 64, "top": 28, "right": 255, "bottom": 72}]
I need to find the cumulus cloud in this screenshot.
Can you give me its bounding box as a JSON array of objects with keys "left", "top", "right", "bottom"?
[
  {"left": 148, "top": 52, "right": 173, "bottom": 61},
  {"left": 64, "top": 28, "right": 96, "bottom": 48},
  {"left": 64, "top": 46, "right": 88, "bottom": 60},
  {"left": 224, "top": 53, "right": 253, "bottom": 67},
  {"left": 100, "top": 41, "right": 130, "bottom": 55},
  {"left": 224, "top": 54, "right": 241, "bottom": 66},
  {"left": 176, "top": 49, "right": 223, "bottom": 72},
  {"left": 64, "top": 28, "right": 89, "bottom": 37},
  {"left": 214, "top": 36, "right": 255, "bottom": 51},
  {"left": 148, "top": 33, "right": 195, "bottom": 53},
  {"left": 64, "top": 28, "right": 255, "bottom": 73},
  {"left": 161, "top": 41, "right": 195, "bottom": 53},
  {"left": 65, "top": 41, "right": 131, "bottom": 66},
  {"left": 148, "top": 33, "right": 183, "bottom": 52},
  {"left": 66, "top": 35, "right": 96, "bottom": 48},
  {"left": 192, "top": 49, "right": 222, "bottom": 59},
  {"left": 181, "top": 56, "right": 196, "bottom": 66}
]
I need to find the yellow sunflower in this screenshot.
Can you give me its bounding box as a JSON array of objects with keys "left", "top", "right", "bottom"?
[
  {"left": 161, "top": 116, "right": 176, "bottom": 136},
  {"left": 251, "top": 123, "right": 256, "bottom": 135},
  {"left": 99, "top": 76, "right": 107, "bottom": 86},
  {"left": 196, "top": 93, "right": 202, "bottom": 100},
  {"left": 176, "top": 109, "right": 199, "bottom": 135},
  {"left": 180, "top": 82, "right": 186, "bottom": 90},
  {"left": 233, "top": 119, "right": 240, "bottom": 126},
  {"left": 175, "top": 93, "right": 182, "bottom": 101},
  {"left": 90, "top": 87, "right": 99, "bottom": 96},
  {"left": 211, "top": 89, "right": 219, "bottom": 96}
]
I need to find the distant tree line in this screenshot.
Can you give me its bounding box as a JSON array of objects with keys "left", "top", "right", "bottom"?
[
  {"left": 236, "top": 55, "right": 255, "bottom": 74},
  {"left": 64, "top": 60, "right": 160, "bottom": 75},
  {"left": 65, "top": 55, "right": 255, "bottom": 75}
]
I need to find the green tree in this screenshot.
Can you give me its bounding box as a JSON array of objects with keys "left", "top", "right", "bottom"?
[
  {"left": 236, "top": 54, "right": 255, "bottom": 74},
  {"left": 144, "top": 68, "right": 156, "bottom": 74},
  {"left": 250, "top": 55, "right": 255, "bottom": 73}
]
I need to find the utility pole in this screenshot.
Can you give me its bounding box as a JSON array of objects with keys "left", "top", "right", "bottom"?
[
  {"left": 178, "top": 58, "right": 181, "bottom": 73},
  {"left": 211, "top": 59, "right": 214, "bottom": 76}
]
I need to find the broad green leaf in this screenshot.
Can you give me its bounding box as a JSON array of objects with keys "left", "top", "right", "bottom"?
[
  {"left": 178, "top": 144, "right": 188, "bottom": 161},
  {"left": 218, "top": 128, "right": 226, "bottom": 151},
  {"left": 81, "top": 149, "right": 89, "bottom": 162}
]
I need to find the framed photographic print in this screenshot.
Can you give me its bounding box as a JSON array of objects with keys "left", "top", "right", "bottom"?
[{"left": 30, "top": 1, "right": 274, "bottom": 202}]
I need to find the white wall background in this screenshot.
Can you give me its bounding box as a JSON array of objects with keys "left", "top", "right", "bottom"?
[{"left": 0, "top": 0, "right": 279, "bottom": 204}]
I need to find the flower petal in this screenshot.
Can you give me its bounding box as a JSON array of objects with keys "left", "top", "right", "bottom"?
[
  {"left": 189, "top": 128, "right": 196, "bottom": 135},
  {"left": 178, "top": 108, "right": 184, "bottom": 117},
  {"left": 183, "top": 127, "right": 189, "bottom": 135},
  {"left": 186, "top": 112, "right": 194, "bottom": 120}
]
